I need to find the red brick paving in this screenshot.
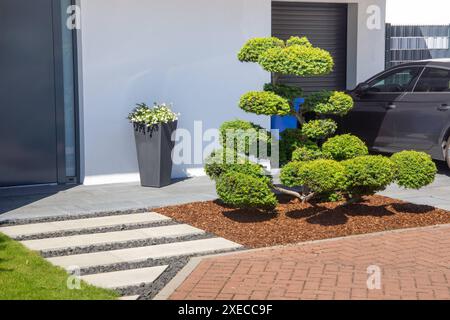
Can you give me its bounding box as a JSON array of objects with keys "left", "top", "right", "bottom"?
[{"left": 169, "top": 225, "right": 450, "bottom": 300}]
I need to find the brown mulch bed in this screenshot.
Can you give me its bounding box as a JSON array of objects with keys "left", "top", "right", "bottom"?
[{"left": 155, "top": 195, "right": 450, "bottom": 248}]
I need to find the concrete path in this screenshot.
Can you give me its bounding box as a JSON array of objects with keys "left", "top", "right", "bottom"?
[
  {"left": 167, "top": 224, "right": 450, "bottom": 300},
  {"left": 20, "top": 225, "right": 204, "bottom": 252},
  {"left": 1, "top": 167, "right": 449, "bottom": 223},
  {"left": 380, "top": 169, "right": 450, "bottom": 211},
  {"left": 2, "top": 211, "right": 242, "bottom": 296},
  {"left": 47, "top": 238, "right": 242, "bottom": 269},
  {"left": 0, "top": 177, "right": 217, "bottom": 222}
]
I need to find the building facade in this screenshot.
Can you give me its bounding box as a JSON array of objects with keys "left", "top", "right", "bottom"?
[{"left": 0, "top": 0, "right": 386, "bottom": 187}]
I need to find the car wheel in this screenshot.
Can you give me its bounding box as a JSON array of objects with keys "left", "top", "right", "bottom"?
[{"left": 446, "top": 137, "right": 450, "bottom": 169}]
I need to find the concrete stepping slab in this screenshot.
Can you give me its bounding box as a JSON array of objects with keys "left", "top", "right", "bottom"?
[
  {"left": 119, "top": 295, "right": 140, "bottom": 301},
  {"left": 81, "top": 266, "right": 168, "bottom": 289},
  {"left": 0, "top": 213, "right": 170, "bottom": 238},
  {"left": 21, "top": 224, "right": 204, "bottom": 252},
  {"left": 47, "top": 238, "right": 242, "bottom": 269}
]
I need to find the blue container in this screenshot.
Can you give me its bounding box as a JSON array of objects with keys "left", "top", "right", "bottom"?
[{"left": 271, "top": 98, "right": 304, "bottom": 139}]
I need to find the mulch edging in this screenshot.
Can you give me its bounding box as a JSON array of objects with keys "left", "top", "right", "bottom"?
[{"left": 155, "top": 195, "right": 450, "bottom": 248}]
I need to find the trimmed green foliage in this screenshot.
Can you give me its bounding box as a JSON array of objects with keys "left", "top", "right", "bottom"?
[
  {"left": 279, "top": 129, "right": 310, "bottom": 165},
  {"left": 292, "top": 142, "right": 324, "bottom": 162},
  {"left": 216, "top": 172, "right": 278, "bottom": 209},
  {"left": 391, "top": 151, "right": 437, "bottom": 189},
  {"left": 205, "top": 150, "right": 271, "bottom": 185},
  {"left": 0, "top": 233, "right": 118, "bottom": 300},
  {"left": 343, "top": 155, "right": 396, "bottom": 197},
  {"left": 280, "top": 161, "right": 306, "bottom": 187},
  {"left": 219, "top": 120, "right": 271, "bottom": 158},
  {"left": 263, "top": 83, "right": 303, "bottom": 102},
  {"left": 304, "top": 91, "right": 354, "bottom": 116},
  {"left": 286, "top": 36, "right": 312, "bottom": 48},
  {"left": 322, "top": 134, "right": 369, "bottom": 161},
  {"left": 300, "top": 160, "right": 345, "bottom": 194},
  {"left": 281, "top": 159, "right": 345, "bottom": 193},
  {"left": 238, "top": 37, "right": 284, "bottom": 63},
  {"left": 239, "top": 91, "right": 291, "bottom": 116},
  {"left": 301, "top": 119, "right": 337, "bottom": 140},
  {"left": 258, "top": 45, "right": 334, "bottom": 77}
]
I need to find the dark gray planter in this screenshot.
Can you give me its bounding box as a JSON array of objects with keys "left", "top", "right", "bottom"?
[{"left": 133, "top": 121, "right": 178, "bottom": 188}]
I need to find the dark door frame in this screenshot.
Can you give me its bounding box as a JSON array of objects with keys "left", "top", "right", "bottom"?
[{"left": 52, "top": 0, "right": 80, "bottom": 185}]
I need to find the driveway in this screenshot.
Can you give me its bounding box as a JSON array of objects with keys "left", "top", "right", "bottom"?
[
  {"left": 380, "top": 164, "right": 450, "bottom": 211},
  {"left": 166, "top": 224, "right": 450, "bottom": 300}
]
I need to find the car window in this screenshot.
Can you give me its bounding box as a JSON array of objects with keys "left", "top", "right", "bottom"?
[
  {"left": 367, "top": 67, "right": 422, "bottom": 93},
  {"left": 414, "top": 68, "right": 450, "bottom": 92}
]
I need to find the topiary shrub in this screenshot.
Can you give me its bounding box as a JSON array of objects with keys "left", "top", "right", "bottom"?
[
  {"left": 391, "top": 151, "right": 437, "bottom": 189},
  {"left": 219, "top": 120, "right": 271, "bottom": 158},
  {"left": 342, "top": 155, "right": 396, "bottom": 198},
  {"left": 279, "top": 129, "right": 311, "bottom": 165},
  {"left": 207, "top": 35, "right": 437, "bottom": 210},
  {"left": 280, "top": 161, "right": 307, "bottom": 187},
  {"left": 238, "top": 37, "right": 285, "bottom": 63},
  {"left": 303, "top": 91, "right": 354, "bottom": 116},
  {"left": 216, "top": 172, "right": 278, "bottom": 210},
  {"left": 286, "top": 36, "right": 312, "bottom": 48},
  {"left": 291, "top": 142, "right": 324, "bottom": 162},
  {"left": 263, "top": 83, "right": 303, "bottom": 102},
  {"left": 281, "top": 159, "right": 345, "bottom": 194},
  {"left": 239, "top": 91, "right": 291, "bottom": 116},
  {"left": 259, "top": 45, "right": 334, "bottom": 76},
  {"left": 205, "top": 149, "right": 262, "bottom": 176},
  {"left": 322, "top": 134, "right": 369, "bottom": 161},
  {"left": 301, "top": 119, "right": 337, "bottom": 140}
]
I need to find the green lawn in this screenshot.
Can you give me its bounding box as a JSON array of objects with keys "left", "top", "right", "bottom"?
[{"left": 0, "top": 233, "right": 119, "bottom": 300}]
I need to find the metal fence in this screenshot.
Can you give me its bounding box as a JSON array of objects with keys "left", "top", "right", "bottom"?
[{"left": 385, "top": 24, "right": 450, "bottom": 68}]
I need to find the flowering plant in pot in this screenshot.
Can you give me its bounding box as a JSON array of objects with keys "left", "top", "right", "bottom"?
[{"left": 128, "top": 103, "right": 179, "bottom": 187}]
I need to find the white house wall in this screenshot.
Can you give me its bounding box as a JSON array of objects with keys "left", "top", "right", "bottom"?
[{"left": 77, "top": 0, "right": 386, "bottom": 185}]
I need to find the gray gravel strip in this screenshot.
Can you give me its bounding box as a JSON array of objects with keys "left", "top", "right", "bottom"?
[
  {"left": 0, "top": 208, "right": 153, "bottom": 227},
  {"left": 15, "top": 220, "right": 178, "bottom": 241},
  {"left": 79, "top": 247, "right": 245, "bottom": 276},
  {"left": 41, "top": 233, "right": 216, "bottom": 258}
]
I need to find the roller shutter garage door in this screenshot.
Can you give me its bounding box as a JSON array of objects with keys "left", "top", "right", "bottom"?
[{"left": 272, "top": 2, "right": 348, "bottom": 93}]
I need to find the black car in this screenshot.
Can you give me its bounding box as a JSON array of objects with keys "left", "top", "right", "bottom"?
[{"left": 338, "top": 59, "right": 450, "bottom": 169}]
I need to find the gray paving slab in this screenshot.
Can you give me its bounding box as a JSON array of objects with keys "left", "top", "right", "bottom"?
[
  {"left": 81, "top": 266, "right": 168, "bottom": 289},
  {"left": 47, "top": 238, "right": 243, "bottom": 269},
  {"left": 118, "top": 295, "right": 140, "bottom": 300},
  {"left": 0, "top": 177, "right": 217, "bottom": 222},
  {"left": 0, "top": 212, "right": 170, "bottom": 238},
  {"left": 21, "top": 224, "right": 204, "bottom": 251}
]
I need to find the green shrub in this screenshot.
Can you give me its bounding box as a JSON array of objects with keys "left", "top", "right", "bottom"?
[
  {"left": 263, "top": 83, "right": 303, "bottom": 102},
  {"left": 343, "top": 155, "right": 396, "bottom": 197},
  {"left": 216, "top": 172, "right": 278, "bottom": 209},
  {"left": 301, "top": 119, "right": 337, "bottom": 140},
  {"left": 238, "top": 37, "right": 284, "bottom": 63},
  {"left": 280, "top": 161, "right": 307, "bottom": 187},
  {"left": 322, "top": 134, "right": 369, "bottom": 161},
  {"left": 291, "top": 142, "right": 324, "bottom": 162},
  {"left": 286, "top": 36, "right": 312, "bottom": 48},
  {"left": 219, "top": 120, "right": 270, "bottom": 157},
  {"left": 391, "top": 151, "right": 437, "bottom": 189},
  {"left": 279, "top": 129, "right": 310, "bottom": 165},
  {"left": 239, "top": 91, "right": 291, "bottom": 116},
  {"left": 281, "top": 159, "right": 345, "bottom": 193},
  {"left": 300, "top": 160, "right": 345, "bottom": 194},
  {"left": 303, "top": 91, "right": 354, "bottom": 116},
  {"left": 258, "top": 45, "right": 334, "bottom": 77}
]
